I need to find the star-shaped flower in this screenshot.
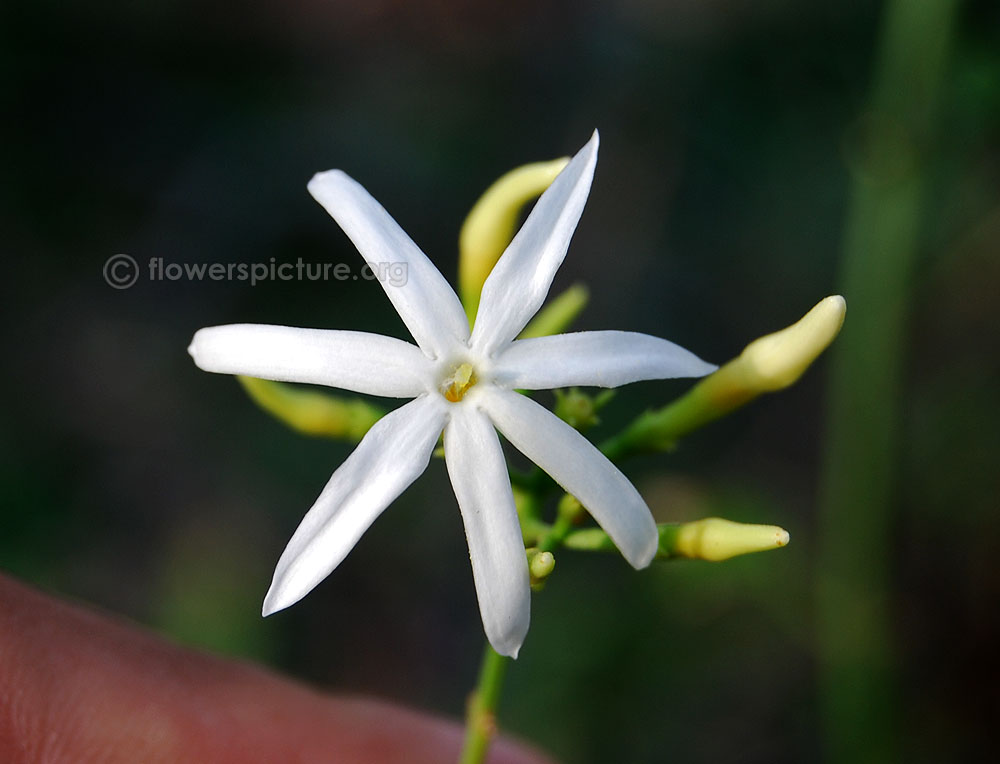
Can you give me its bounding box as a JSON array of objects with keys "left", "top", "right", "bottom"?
[{"left": 189, "top": 132, "right": 715, "bottom": 657}]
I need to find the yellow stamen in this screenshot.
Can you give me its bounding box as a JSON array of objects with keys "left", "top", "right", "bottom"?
[{"left": 441, "top": 363, "right": 477, "bottom": 402}]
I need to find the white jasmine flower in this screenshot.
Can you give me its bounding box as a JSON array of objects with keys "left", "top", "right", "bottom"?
[{"left": 188, "top": 132, "right": 715, "bottom": 657}]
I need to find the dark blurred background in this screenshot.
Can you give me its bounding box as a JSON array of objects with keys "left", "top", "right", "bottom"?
[{"left": 4, "top": 1, "right": 998, "bottom": 762}]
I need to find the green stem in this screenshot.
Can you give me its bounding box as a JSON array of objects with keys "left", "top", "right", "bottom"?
[
  {"left": 517, "top": 381, "right": 719, "bottom": 485},
  {"left": 460, "top": 470, "right": 572, "bottom": 764},
  {"left": 563, "top": 524, "right": 682, "bottom": 558},
  {"left": 816, "top": 1, "right": 957, "bottom": 763},
  {"left": 520, "top": 518, "right": 550, "bottom": 547},
  {"left": 459, "top": 644, "right": 510, "bottom": 764},
  {"left": 537, "top": 513, "right": 574, "bottom": 554},
  {"left": 599, "top": 385, "right": 723, "bottom": 462}
]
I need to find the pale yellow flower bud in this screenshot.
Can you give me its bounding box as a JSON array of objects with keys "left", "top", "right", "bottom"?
[
  {"left": 704, "top": 295, "right": 847, "bottom": 410},
  {"left": 737, "top": 295, "right": 847, "bottom": 392},
  {"left": 458, "top": 158, "right": 570, "bottom": 321},
  {"left": 606, "top": 296, "right": 847, "bottom": 456},
  {"left": 671, "top": 517, "right": 790, "bottom": 562},
  {"left": 237, "top": 376, "right": 383, "bottom": 441}
]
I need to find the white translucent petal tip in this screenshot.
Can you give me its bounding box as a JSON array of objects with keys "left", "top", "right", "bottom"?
[{"left": 261, "top": 588, "right": 291, "bottom": 617}]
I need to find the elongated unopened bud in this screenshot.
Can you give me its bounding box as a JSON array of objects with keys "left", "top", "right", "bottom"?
[
  {"left": 605, "top": 296, "right": 847, "bottom": 457},
  {"left": 666, "top": 518, "right": 790, "bottom": 562},
  {"left": 563, "top": 519, "right": 790, "bottom": 563},
  {"left": 706, "top": 295, "right": 847, "bottom": 410},
  {"left": 458, "top": 157, "right": 570, "bottom": 321},
  {"left": 237, "top": 376, "right": 383, "bottom": 441},
  {"left": 738, "top": 295, "right": 847, "bottom": 391}
]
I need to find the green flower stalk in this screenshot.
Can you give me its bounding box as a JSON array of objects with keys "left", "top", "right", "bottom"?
[
  {"left": 517, "top": 283, "right": 589, "bottom": 339},
  {"left": 817, "top": 1, "right": 958, "bottom": 761}
]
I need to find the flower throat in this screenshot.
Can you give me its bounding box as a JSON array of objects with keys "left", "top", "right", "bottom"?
[{"left": 441, "top": 362, "right": 477, "bottom": 402}]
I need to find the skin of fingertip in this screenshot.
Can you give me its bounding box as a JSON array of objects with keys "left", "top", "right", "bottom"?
[{"left": 0, "top": 574, "right": 552, "bottom": 764}]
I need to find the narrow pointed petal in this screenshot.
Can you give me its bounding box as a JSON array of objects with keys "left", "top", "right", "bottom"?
[
  {"left": 470, "top": 132, "right": 599, "bottom": 356},
  {"left": 189, "top": 324, "right": 434, "bottom": 398},
  {"left": 481, "top": 388, "right": 657, "bottom": 569},
  {"left": 443, "top": 405, "right": 530, "bottom": 658},
  {"left": 308, "top": 170, "right": 470, "bottom": 357},
  {"left": 262, "top": 395, "right": 447, "bottom": 615},
  {"left": 492, "top": 330, "right": 717, "bottom": 390}
]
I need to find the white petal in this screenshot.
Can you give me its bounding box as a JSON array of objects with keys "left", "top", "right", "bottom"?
[
  {"left": 481, "top": 387, "right": 657, "bottom": 569},
  {"left": 492, "top": 331, "right": 717, "bottom": 390},
  {"left": 262, "top": 395, "right": 447, "bottom": 615},
  {"left": 443, "top": 405, "right": 530, "bottom": 658},
  {"left": 189, "top": 324, "right": 434, "bottom": 398},
  {"left": 470, "top": 132, "right": 599, "bottom": 356},
  {"left": 308, "top": 170, "right": 470, "bottom": 357}
]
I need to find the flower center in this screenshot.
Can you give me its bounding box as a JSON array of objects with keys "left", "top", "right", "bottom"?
[{"left": 440, "top": 362, "right": 478, "bottom": 402}]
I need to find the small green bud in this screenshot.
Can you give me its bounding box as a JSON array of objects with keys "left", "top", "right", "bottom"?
[
  {"left": 557, "top": 493, "right": 584, "bottom": 523},
  {"left": 527, "top": 549, "right": 556, "bottom": 590},
  {"left": 554, "top": 388, "right": 600, "bottom": 431}
]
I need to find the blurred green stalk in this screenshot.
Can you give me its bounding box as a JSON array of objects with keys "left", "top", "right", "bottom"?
[
  {"left": 460, "top": 645, "right": 509, "bottom": 764},
  {"left": 817, "top": 1, "right": 957, "bottom": 763}
]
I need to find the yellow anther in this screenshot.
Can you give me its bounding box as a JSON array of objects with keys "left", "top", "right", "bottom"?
[{"left": 441, "top": 362, "right": 478, "bottom": 402}]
